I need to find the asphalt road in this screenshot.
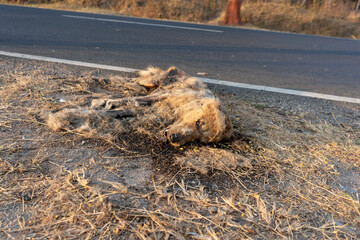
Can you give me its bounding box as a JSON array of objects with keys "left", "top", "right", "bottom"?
[{"left": 1, "top": 4, "right": 360, "bottom": 98}]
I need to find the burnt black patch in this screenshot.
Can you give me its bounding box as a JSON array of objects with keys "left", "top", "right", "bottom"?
[{"left": 115, "top": 133, "right": 184, "bottom": 175}]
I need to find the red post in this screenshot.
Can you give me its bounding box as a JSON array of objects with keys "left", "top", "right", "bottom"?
[{"left": 223, "top": 0, "right": 242, "bottom": 25}]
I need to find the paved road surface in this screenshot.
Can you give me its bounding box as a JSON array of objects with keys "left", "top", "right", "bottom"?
[{"left": 1, "top": 4, "right": 360, "bottom": 98}]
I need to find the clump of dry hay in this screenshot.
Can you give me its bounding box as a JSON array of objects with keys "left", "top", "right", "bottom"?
[
  {"left": 176, "top": 147, "right": 252, "bottom": 175},
  {"left": 0, "top": 59, "right": 359, "bottom": 239}
]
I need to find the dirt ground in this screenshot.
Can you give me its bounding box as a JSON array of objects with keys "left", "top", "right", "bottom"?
[{"left": 0, "top": 57, "right": 359, "bottom": 239}]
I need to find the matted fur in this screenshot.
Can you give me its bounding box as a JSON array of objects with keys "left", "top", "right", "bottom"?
[{"left": 47, "top": 66, "right": 232, "bottom": 146}]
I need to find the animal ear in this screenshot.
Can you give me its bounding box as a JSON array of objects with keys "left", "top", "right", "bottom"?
[
  {"left": 202, "top": 99, "right": 221, "bottom": 111},
  {"left": 202, "top": 99, "right": 232, "bottom": 142}
]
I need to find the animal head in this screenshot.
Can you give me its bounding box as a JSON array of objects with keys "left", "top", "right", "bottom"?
[{"left": 165, "top": 99, "right": 232, "bottom": 147}]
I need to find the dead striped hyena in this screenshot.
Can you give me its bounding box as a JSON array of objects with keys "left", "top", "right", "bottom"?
[{"left": 48, "top": 66, "right": 232, "bottom": 147}]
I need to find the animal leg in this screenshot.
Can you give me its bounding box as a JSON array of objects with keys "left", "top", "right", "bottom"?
[
  {"left": 47, "top": 108, "right": 135, "bottom": 133},
  {"left": 109, "top": 76, "right": 149, "bottom": 95},
  {"left": 132, "top": 94, "right": 169, "bottom": 105},
  {"left": 91, "top": 94, "right": 169, "bottom": 110},
  {"left": 101, "top": 109, "right": 136, "bottom": 119}
]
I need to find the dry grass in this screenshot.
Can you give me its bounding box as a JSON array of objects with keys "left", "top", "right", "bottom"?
[
  {"left": 240, "top": 0, "right": 360, "bottom": 39},
  {"left": 3, "top": 0, "right": 360, "bottom": 38},
  {"left": 0, "top": 59, "right": 359, "bottom": 239}
]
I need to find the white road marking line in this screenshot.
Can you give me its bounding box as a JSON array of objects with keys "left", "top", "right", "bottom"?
[
  {"left": 0, "top": 50, "right": 137, "bottom": 72},
  {"left": 0, "top": 50, "right": 359, "bottom": 104},
  {"left": 62, "top": 14, "right": 224, "bottom": 33},
  {"left": 199, "top": 77, "right": 360, "bottom": 104}
]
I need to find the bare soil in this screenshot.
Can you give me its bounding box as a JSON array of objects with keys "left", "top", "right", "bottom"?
[{"left": 0, "top": 57, "right": 359, "bottom": 239}]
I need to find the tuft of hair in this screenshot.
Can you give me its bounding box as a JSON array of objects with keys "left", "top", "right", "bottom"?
[
  {"left": 47, "top": 109, "right": 83, "bottom": 132},
  {"left": 137, "top": 66, "right": 162, "bottom": 78}
]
